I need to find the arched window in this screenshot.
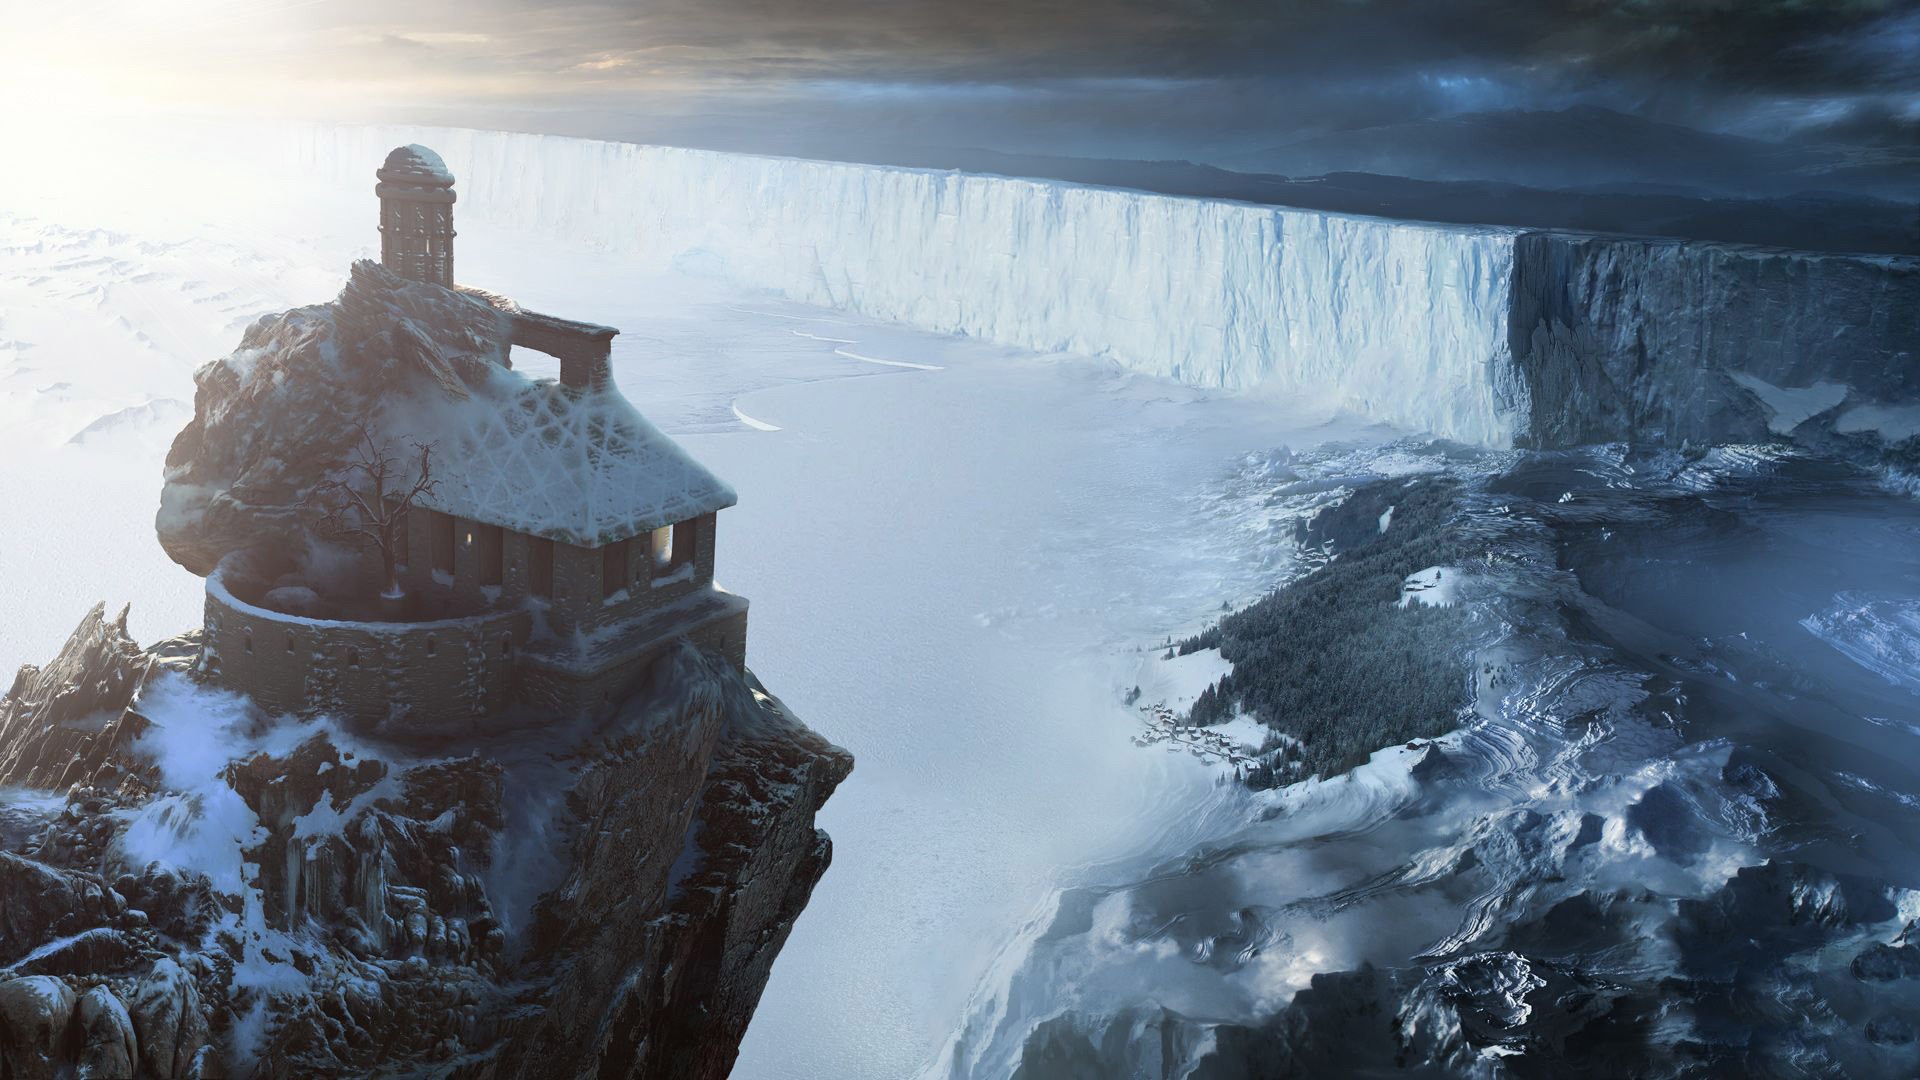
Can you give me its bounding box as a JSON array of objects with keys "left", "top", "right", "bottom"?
[
  {"left": 425, "top": 635, "right": 437, "bottom": 657},
  {"left": 286, "top": 631, "right": 296, "bottom": 653},
  {"left": 500, "top": 634, "right": 512, "bottom": 658},
  {"left": 243, "top": 631, "right": 254, "bottom": 654},
  {"left": 346, "top": 647, "right": 361, "bottom": 668}
]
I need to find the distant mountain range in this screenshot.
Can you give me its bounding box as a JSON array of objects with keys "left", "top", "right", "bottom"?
[{"left": 1225, "top": 105, "right": 1920, "bottom": 203}]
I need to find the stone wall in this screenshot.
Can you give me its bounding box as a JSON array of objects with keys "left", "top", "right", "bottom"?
[
  {"left": 400, "top": 510, "right": 720, "bottom": 639},
  {"left": 205, "top": 570, "right": 748, "bottom": 735},
  {"left": 203, "top": 575, "right": 532, "bottom": 736},
  {"left": 518, "top": 594, "right": 748, "bottom": 719}
]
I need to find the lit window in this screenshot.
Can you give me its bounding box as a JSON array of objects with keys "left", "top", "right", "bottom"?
[{"left": 651, "top": 525, "right": 672, "bottom": 567}]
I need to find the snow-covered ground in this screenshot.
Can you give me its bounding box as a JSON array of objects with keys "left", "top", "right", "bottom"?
[{"left": 0, "top": 118, "right": 1399, "bottom": 1078}]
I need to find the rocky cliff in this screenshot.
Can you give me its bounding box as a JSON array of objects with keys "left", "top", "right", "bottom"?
[
  {"left": 0, "top": 609, "right": 848, "bottom": 1077},
  {"left": 158, "top": 259, "right": 511, "bottom": 578},
  {"left": 0, "top": 262, "right": 851, "bottom": 1076},
  {"left": 1509, "top": 233, "right": 1920, "bottom": 450}
]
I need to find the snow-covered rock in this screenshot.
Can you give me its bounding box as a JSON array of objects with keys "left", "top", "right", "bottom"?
[
  {"left": 0, "top": 606, "right": 850, "bottom": 1077},
  {"left": 158, "top": 260, "right": 510, "bottom": 578},
  {"left": 128, "top": 958, "right": 208, "bottom": 1079},
  {"left": 76, "top": 984, "right": 139, "bottom": 1080},
  {"left": 0, "top": 975, "right": 76, "bottom": 1080}
]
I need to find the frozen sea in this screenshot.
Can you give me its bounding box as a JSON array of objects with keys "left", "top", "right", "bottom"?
[{"left": 0, "top": 127, "right": 1390, "bottom": 1078}]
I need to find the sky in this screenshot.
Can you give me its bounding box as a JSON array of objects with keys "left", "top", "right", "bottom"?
[{"left": 6, "top": 0, "right": 1918, "bottom": 181}]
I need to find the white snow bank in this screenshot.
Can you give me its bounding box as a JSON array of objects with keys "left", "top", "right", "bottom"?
[
  {"left": 1137, "top": 647, "right": 1234, "bottom": 713},
  {"left": 1801, "top": 593, "right": 1920, "bottom": 695},
  {"left": 1727, "top": 373, "right": 1849, "bottom": 435},
  {"left": 115, "top": 671, "right": 400, "bottom": 892},
  {"left": 1399, "top": 566, "right": 1461, "bottom": 609},
  {"left": 1836, "top": 403, "right": 1920, "bottom": 443},
  {"left": 1211, "top": 714, "right": 1273, "bottom": 754}
]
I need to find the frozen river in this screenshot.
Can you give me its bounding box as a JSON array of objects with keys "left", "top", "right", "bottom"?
[{"left": 0, "top": 149, "right": 1387, "bottom": 1076}]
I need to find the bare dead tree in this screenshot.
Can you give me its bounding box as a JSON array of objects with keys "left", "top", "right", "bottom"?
[{"left": 308, "top": 424, "right": 438, "bottom": 599}]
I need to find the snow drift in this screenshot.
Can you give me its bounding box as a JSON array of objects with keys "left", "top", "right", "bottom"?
[{"left": 286, "top": 125, "right": 1917, "bottom": 451}]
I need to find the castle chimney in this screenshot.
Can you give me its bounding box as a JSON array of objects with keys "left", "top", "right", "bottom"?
[
  {"left": 375, "top": 145, "right": 457, "bottom": 287},
  {"left": 507, "top": 310, "right": 619, "bottom": 391},
  {"left": 560, "top": 341, "right": 612, "bottom": 391}
]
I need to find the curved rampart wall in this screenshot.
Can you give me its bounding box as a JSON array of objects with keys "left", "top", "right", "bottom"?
[{"left": 203, "top": 577, "right": 532, "bottom": 736}]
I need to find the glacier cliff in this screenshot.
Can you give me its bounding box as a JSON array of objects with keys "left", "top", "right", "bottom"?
[{"left": 290, "top": 125, "right": 1916, "bottom": 450}]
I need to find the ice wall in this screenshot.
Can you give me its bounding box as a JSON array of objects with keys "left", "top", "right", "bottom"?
[
  {"left": 293, "top": 125, "right": 1526, "bottom": 446},
  {"left": 289, "top": 124, "right": 1918, "bottom": 451}
]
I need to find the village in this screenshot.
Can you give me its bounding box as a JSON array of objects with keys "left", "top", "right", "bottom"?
[{"left": 1130, "top": 699, "right": 1255, "bottom": 769}]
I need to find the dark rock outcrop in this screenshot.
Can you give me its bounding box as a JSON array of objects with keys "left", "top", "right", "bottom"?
[
  {"left": 0, "top": 606, "right": 849, "bottom": 1077},
  {"left": 0, "top": 602, "right": 156, "bottom": 794},
  {"left": 0, "top": 975, "right": 77, "bottom": 1080},
  {"left": 1508, "top": 233, "right": 1920, "bottom": 449}
]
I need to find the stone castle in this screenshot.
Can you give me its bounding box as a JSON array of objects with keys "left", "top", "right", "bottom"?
[{"left": 199, "top": 145, "right": 748, "bottom": 734}]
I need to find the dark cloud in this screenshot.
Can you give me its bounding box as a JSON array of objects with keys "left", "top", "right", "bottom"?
[
  {"left": 458, "top": 0, "right": 1917, "bottom": 92},
  {"left": 306, "top": 0, "right": 1919, "bottom": 189}
]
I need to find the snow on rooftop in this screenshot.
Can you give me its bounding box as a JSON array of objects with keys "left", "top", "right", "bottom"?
[
  {"left": 416, "top": 373, "right": 737, "bottom": 547},
  {"left": 378, "top": 144, "right": 454, "bottom": 185}
]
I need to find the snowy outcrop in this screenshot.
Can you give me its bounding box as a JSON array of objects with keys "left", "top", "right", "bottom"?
[
  {"left": 287, "top": 125, "right": 1917, "bottom": 450},
  {"left": 159, "top": 259, "right": 510, "bottom": 577},
  {"left": 0, "top": 609, "right": 850, "bottom": 1077},
  {"left": 0, "top": 603, "right": 159, "bottom": 793}
]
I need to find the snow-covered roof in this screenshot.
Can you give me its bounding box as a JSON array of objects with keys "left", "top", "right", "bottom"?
[
  {"left": 416, "top": 378, "right": 737, "bottom": 547},
  {"left": 378, "top": 144, "right": 454, "bottom": 186}
]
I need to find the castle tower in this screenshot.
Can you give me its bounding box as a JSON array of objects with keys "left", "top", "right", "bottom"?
[{"left": 375, "top": 144, "right": 457, "bottom": 287}]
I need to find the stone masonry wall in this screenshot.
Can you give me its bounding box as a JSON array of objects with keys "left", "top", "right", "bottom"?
[
  {"left": 401, "top": 511, "right": 720, "bottom": 639},
  {"left": 204, "top": 577, "right": 532, "bottom": 736},
  {"left": 517, "top": 602, "right": 747, "bottom": 719}
]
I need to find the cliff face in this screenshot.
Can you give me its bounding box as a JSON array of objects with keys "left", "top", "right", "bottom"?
[
  {"left": 0, "top": 607, "right": 849, "bottom": 1078},
  {"left": 1509, "top": 233, "right": 1920, "bottom": 449},
  {"left": 0, "top": 262, "right": 850, "bottom": 1076}
]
